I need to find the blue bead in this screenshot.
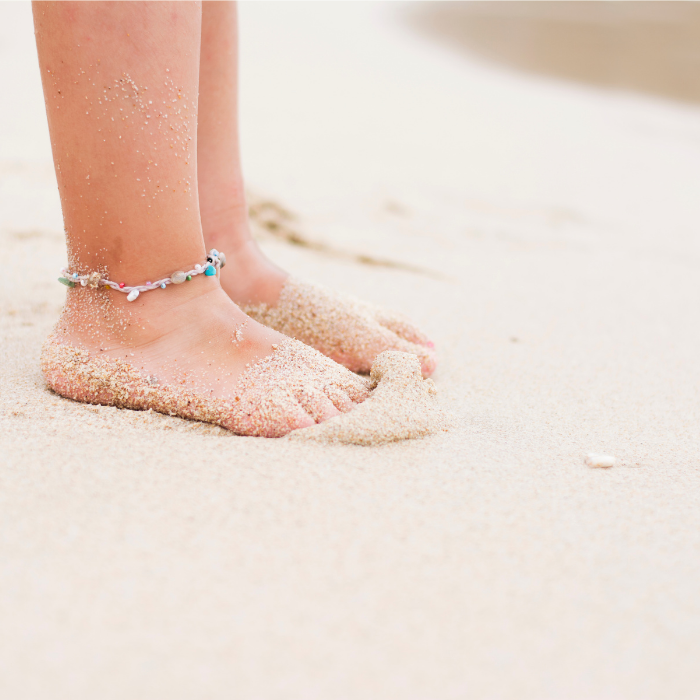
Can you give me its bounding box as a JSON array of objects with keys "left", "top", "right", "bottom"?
[
  {"left": 211, "top": 249, "right": 219, "bottom": 257},
  {"left": 160, "top": 283, "right": 166, "bottom": 289},
  {"left": 204, "top": 265, "right": 216, "bottom": 276},
  {"left": 72, "top": 272, "right": 78, "bottom": 278}
]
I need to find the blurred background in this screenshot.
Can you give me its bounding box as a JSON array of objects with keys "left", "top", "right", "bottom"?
[{"left": 412, "top": 2, "right": 700, "bottom": 104}]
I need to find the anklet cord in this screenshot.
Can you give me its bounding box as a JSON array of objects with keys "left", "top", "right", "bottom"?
[{"left": 58, "top": 249, "right": 226, "bottom": 302}]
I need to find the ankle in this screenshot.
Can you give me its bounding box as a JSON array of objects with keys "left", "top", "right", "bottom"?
[
  {"left": 55, "top": 276, "right": 231, "bottom": 351},
  {"left": 198, "top": 184, "right": 290, "bottom": 305},
  {"left": 217, "top": 239, "right": 289, "bottom": 306}
]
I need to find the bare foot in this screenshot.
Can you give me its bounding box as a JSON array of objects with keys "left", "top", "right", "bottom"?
[
  {"left": 210, "top": 234, "right": 437, "bottom": 377},
  {"left": 241, "top": 278, "right": 437, "bottom": 378},
  {"left": 42, "top": 278, "right": 370, "bottom": 437}
]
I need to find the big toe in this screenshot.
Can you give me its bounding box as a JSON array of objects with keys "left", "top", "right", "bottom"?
[
  {"left": 391, "top": 335, "right": 437, "bottom": 377},
  {"left": 229, "top": 386, "right": 316, "bottom": 437}
]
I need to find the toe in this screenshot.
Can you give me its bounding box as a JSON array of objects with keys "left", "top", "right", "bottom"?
[
  {"left": 373, "top": 309, "right": 434, "bottom": 348},
  {"left": 295, "top": 386, "right": 342, "bottom": 424},
  {"left": 233, "top": 402, "right": 314, "bottom": 438},
  {"left": 338, "top": 376, "right": 372, "bottom": 404},
  {"left": 274, "top": 403, "right": 316, "bottom": 436},
  {"left": 390, "top": 335, "right": 438, "bottom": 377},
  {"left": 322, "top": 384, "right": 356, "bottom": 412},
  {"left": 228, "top": 385, "right": 316, "bottom": 437}
]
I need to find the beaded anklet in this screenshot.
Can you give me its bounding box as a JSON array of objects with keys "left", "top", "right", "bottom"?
[{"left": 58, "top": 249, "right": 226, "bottom": 302}]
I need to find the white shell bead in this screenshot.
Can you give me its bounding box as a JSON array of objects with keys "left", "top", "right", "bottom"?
[
  {"left": 171, "top": 271, "right": 186, "bottom": 284},
  {"left": 127, "top": 289, "right": 140, "bottom": 302}
]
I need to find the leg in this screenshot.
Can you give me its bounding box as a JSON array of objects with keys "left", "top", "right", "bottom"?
[
  {"left": 198, "top": 0, "right": 287, "bottom": 307},
  {"left": 197, "top": 1, "right": 437, "bottom": 376},
  {"left": 34, "top": 0, "right": 368, "bottom": 436}
]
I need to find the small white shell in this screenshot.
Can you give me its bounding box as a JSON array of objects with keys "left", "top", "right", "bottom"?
[
  {"left": 170, "top": 271, "right": 186, "bottom": 284},
  {"left": 127, "top": 289, "right": 140, "bottom": 302},
  {"left": 218, "top": 252, "right": 226, "bottom": 268},
  {"left": 585, "top": 453, "right": 615, "bottom": 468}
]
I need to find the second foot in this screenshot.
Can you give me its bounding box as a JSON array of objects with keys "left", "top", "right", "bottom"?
[{"left": 218, "top": 240, "right": 437, "bottom": 377}]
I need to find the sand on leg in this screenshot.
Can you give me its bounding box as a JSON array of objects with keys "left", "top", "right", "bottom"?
[{"left": 33, "top": 0, "right": 369, "bottom": 437}]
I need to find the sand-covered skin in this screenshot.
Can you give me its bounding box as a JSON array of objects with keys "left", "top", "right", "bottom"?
[
  {"left": 289, "top": 351, "right": 447, "bottom": 444},
  {"left": 242, "top": 277, "right": 437, "bottom": 377},
  {"left": 42, "top": 336, "right": 371, "bottom": 438},
  {"left": 42, "top": 337, "right": 444, "bottom": 444}
]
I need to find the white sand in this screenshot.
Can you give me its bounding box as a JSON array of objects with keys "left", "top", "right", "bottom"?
[{"left": 2, "top": 3, "right": 700, "bottom": 698}]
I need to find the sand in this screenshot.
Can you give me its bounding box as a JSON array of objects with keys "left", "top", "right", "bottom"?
[{"left": 2, "top": 3, "right": 700, "bottom": 698}]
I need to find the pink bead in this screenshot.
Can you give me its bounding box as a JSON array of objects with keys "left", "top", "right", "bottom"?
[{"left": 119, "top": 282, "right": 125, "bottom": 288}]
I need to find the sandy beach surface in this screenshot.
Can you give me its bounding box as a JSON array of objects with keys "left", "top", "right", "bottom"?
[{"left": 2, "top": 3, "right": 700, "bottom": 698}]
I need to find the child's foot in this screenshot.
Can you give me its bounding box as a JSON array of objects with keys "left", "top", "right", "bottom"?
[
  {"left": 241, "top": 278, "right": 437, "bottom": 377},
  {"left": 216, "top": 239, "right": 437, "bottom": 377},
  {"left": 42, "top": 280, "right": 370, "bottom": 437}
]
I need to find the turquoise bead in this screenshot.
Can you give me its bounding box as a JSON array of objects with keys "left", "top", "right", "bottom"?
[{"left": 204, "top": 265, "right": 216, "bottom": 276}]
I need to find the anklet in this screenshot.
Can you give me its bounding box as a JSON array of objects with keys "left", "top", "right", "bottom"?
[{"left": 58, "top": 249, "right": 226, "bottom": 302}]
